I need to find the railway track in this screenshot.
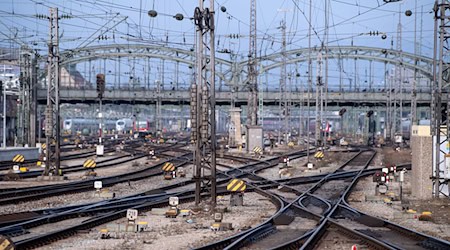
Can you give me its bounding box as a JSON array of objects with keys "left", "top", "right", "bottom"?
[
  {"left": 0, "top": 158, "right": 194, "bottom": 237},
  {"left": 0, "top": 144, "right": 188, "bottom": 205},
  {"left": 197, "top": 150, "right": 374, "bottom": 249},
  {"left": 200, "top": 149, "right": 450, "bottom": 250},
  {"left": 0, "top": 148, "right": 310, "bottom": 246},
  {"left": 0, "top": 139, "right": 161, "bottom": 180},
  {"left": 0, "top": 135, "right": 134, "bottom": 171},
  {"left": 0, "top": 147, "right": 448, "bottom": 249}
]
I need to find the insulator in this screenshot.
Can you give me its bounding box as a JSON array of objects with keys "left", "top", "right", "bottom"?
[
  {"left": 148, "top": 10, "right": 158, "bottom": 17},
  {"left": 190, "top": 84, "right": 197, "bottom": 141},
  {"left": 45, "top": 106, "right": 53, "bottom": 137},
  {"left": 174, "top": 13, "right": 184, "bottom": 21},
  {"left": 201, "top": 86, "right": 208, "bottom": 143},
  {"left": 190, "top": 86, "right": 197, "bottom": 120}
]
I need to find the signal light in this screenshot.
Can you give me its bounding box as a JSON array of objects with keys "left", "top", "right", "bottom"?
[{"left": 96, "top": 73, "right": 105, "bottom": 98}]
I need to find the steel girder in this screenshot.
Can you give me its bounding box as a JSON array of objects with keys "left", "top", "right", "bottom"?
[
  {"left": 54, "top": 44, "right": 232, "bottom": 84},
  {"left": 254, "top": 45, "right": 433, "bottom": 79},
  {"left": 38, "top": 44, "right": 434, "bottom": 89}
]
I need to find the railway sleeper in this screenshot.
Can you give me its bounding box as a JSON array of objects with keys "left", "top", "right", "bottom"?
[
  {"left": 419, "top": 238, "right": 450, "bottom": 250},
  {"left": 0, "top": 225, "right": 27, "bottom": 237},
  {"left": 330, "top": 223, "right": 391, "bottom": 250},
  {"left": 247, "top": 224, "right": 277, "bottom": 244}
]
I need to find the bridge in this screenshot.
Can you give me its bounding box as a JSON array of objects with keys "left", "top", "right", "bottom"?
[
  {"left": 18, "top": 43, "right": 436, "bottom": 148},
  {"left": 31, "top": 44, "right": 435, "bottom": 107},
  {"left": 37, "top": 88, "right": 435, "bottom": 107}
]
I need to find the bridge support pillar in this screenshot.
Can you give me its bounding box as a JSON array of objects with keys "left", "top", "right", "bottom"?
[
  {"left": 411, "top": 125, "right": 433, "bottom": 199},
  {"left": 228, "top": 108, "right": 242, "bottom": 147},
  {"left": 246, "top": 125, "right": 263, "bottom": 153}
]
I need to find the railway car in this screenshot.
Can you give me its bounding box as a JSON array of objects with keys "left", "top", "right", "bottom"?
[
  {"left": 116, "top": 118, "right": 156, "bottom": 135},
  {"left": 135, "top": 120, "right": 151, "bottom": 132},
  {"left": 63, "top": 118, "right": 115, "bottom": 135},
  {"left": 116, "top": 118, "right": 134, "bottom": 133},
  {"left": 399, "top": 119, "right": 430, "bottom": 141}
]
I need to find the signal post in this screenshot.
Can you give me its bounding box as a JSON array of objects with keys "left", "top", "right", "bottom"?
[{"left": 96, "top": 73, "right": 105, "bottom": 156}]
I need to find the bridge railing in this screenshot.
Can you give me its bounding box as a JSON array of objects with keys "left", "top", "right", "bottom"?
[{"left": 39, "top": 81, "right": 434, "bottom": 94}]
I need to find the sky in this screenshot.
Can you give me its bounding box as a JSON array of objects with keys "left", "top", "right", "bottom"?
[
  {"left": 0, "top": 0, "right": 435, "bottom": 53},
  {"left": 0, "top": 0, "right": 437, "bottom": 90}
]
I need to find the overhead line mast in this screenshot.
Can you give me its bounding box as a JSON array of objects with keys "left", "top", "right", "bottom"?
[
  {"left": 192, "top": 0, "right": 217, "bottom": 208},
  {"left": 431, "top": 0, "right": 450, "bottom": 199},
  {"left": 247, "top": 0, "right": 258, "bottom": 127},
  {"left": 44, "top": 7, "right": 61, "bottom": 176}
]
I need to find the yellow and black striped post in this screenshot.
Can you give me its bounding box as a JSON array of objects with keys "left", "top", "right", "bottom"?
[
  {"left": 227, "top": 179, "right": 247, "bottom": 192},
  {"left": 12, "top": 154, "right": 25, "bottom": 163},
  {"left": 162, "top": 162, "right": 176, "bottom": 180},
  {"left": 0, "top": 235, "right": 14, "bottom": 250},
  {"left": 227, "top": 178, "right": 246, "bottom": 206},
  {"left": 314, "top": 151, "right": 324, "bottom": 160},
  {"left": 252, "top": 146, "right": 263, "bottom": 155},
  {"left": 41, "top": 143, "right": 47, "bottom": 150},
  {"left": 83, "top": 159, "right": 97, "bottom": 168},
  {"left": 162, "top": 162, "right": 175, "bottom": 172}
]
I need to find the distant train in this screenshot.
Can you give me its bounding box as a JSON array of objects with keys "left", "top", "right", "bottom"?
[
  {"left": 261, "top": 117, "right": 338, "bottom": 135},
  {"left": 116, "top": 118, "right": 133, "bottom": 132},
  {"left": 135, "top": 120, "right": 152, "bottom": 132},
  {"left": 63, "top": 118, "right": 115, "bottom": 135},
  {"left": 259, "top": 115, "right": 431, "bottom": 142},
  {"left": 116, "top": 118, "right": 154, "bottom": 133},
  {"left": 398, "top": 119, "right": 430, "bottom": 141}
]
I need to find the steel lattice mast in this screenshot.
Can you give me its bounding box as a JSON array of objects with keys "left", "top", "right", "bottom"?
[
  {"left": 44, "top": 7, "right": 61, "bottom": 176},
  {"left": 315, "top": 52, "right": 323, "bottom": 146},
  {"left": 411, "top": 0, "right": 418, "bottom": 126},
  {"left": 18, "top": 48, "right": 32, "bottom": 146},
  {"left": 432, "top": 0, "right": 450, "bottom": 198},
  {"left": 394, "top": 6, "right": 403, "bottom": 139},
  {"left": 247, "top": 0, "right": 258, "bottom": 126},
  {"left": 192, "top": 0, "right": 217, "bottom": 208},
  {"left": 279, "top": 18, "right": 288, "bottom": 144}
]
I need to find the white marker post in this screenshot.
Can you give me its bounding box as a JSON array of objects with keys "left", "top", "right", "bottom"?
[
  {"left": 169, "top": 196, "right": 179, "bottom": 208},
  {"left": 399, "top": 169, "right": 406, "bottom": 200},
  {"left": 127, "top": 209, "right": 138, "bottom": 224},
  {"left": 94, "top": 181, "right": 103, "bottom": 192},
  {"left": 97, "top": 112, "right": 104, "bottom": 156}
]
